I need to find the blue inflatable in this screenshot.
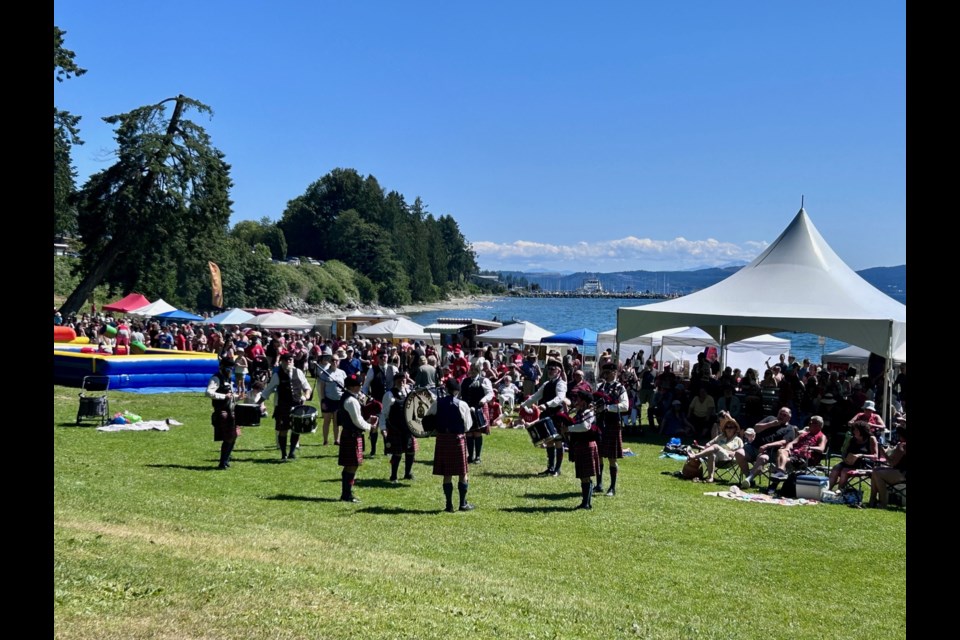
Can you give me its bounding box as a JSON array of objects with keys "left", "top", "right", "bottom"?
[{"left": 53, "top": 345, "right": 219, "bottom": 391}]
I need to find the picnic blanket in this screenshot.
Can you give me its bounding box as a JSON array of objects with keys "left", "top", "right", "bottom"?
[
  {"left": 97, "top": 419, "right": 179, "bottom": 432},
  {"left": 704, "top": 485, "right": 818, "bottom": 506}
]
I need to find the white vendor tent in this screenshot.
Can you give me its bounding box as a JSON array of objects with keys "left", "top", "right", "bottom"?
[
  {"left": 243, "top": 311, "right": 314, "bottom": 331},
  {"left": 128, "top": 298, "right": 177, "bottom": 317},
  {"left": 355, "top": 318, "right": 428, "bottom": 341},
  {"left": 596, "top": 326, "right": 691, "bottom": 363},
  {"left": 617, "top": 207, "right": 905, "bottom": 423},
  {"left": 657, "top": 327, "right": 790, "bottom": 375},
  {"left": 475, "top": 321, "right": 553, "bottom": 346},
  {"left": 825, "top": 343, "right": 906, "bottom": 368}
]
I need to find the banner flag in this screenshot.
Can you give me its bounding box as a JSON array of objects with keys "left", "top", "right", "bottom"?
[{"left": 208, "top": 261, "right": 223, "bottom": 308}]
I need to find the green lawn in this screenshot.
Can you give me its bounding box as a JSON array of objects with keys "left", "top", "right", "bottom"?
[{"left": 54, "top": 387, "right": 906, "bottom": 639}]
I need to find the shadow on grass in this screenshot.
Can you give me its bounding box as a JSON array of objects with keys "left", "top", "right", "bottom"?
[
  {"left": 357, "top": 505, "right": 441, "bottom": 515},
  {"left": 265, "top": 494, "right": 340, "bottom": 503},
  {"left": 482, "top": 472, "right": 539, "bottom": 479},
  {"left": 146, "top": 463, "right": 225, "bottom": 472},
  {"left": 500, "top": 505, "right": 577, "bottom": 513},
  {"left": 523, "top": 491, "right": 580, "bottom": 501}
]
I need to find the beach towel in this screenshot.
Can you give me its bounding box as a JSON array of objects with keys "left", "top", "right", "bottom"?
[
  {"left": 97, "top": 420, "right": 174, "bottom": 432},
  {"left": 704, "top": 485, "right": 818, "bottom": 506}
]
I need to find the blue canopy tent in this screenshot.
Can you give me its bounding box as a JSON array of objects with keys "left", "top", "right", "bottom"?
[
  {"left": 155, "top": 309, "right": 205, "bottom": 322},
  {"left": 541, "top": 328, "right": 598, "bottom": 348},
  {"left": 205, "top": 308, "right": 255, "bottom": 326}
]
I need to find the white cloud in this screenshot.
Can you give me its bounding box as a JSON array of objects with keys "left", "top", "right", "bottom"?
[{"left": 471, "top": 236, "right": 768, "bottom": 271}]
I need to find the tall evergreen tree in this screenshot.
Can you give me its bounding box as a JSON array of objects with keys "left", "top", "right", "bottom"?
[
  {"left": 54, "top": 26, "right": 87, "bottom": 238},
  {"left": 60, "top": 95, "right": 233, "bottom": 316}
]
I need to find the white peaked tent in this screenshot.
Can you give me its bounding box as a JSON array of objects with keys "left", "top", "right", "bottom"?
[
  {"left": 129, "top": 298, "right": 177, "bottom": 317},
  {"left": 475, "top": 321, "right": 553, "bottom": 345},
  {"left": 355, "top": 318, "right": 428, "bottom": 341},
  {"left": 658, "top": 327, "right": 790, "bottom": 374},
  {"left": 243, "top": 311, "right": 314, "bottom": 331},
  {"left": 825, "top": 344, "right": 906, "bottom": 368},
  {"left": 596, "top": 326, "right": 692, "bottom": 362},
  {"left": 617, "top": 207, "right": 905, "bottom": 423},
  {"left": 617, "top": 208, "right": 906, "bottom": 356}
]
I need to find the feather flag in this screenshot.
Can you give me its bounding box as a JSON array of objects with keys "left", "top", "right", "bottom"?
[{"left": 208, "top": 261, "right": 223, "bottom": 308}]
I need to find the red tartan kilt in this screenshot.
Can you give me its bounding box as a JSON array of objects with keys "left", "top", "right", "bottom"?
[
  {"left": 338, "top": 433, "right": 365, "bottom": 466},
  {"left": 387, "top": 430, "right": 419, "bottom": 454},
  {"left": 571, "top": 441, "right": 600, "bottom": 479},
  {"left": 433, "top": 433, "right": 468, "bottom": 476},
  {"left": 598, "top": 425, "right": 623, "bottom": 459}
]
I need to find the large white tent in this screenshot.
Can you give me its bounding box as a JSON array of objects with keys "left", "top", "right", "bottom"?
[
  {"left": 617, "top": 207, "right": 905, "bottom": 422},
  {"left": 243, "top": 311, "right": 314, "bottom": 331},
  {"left": 824, "top": 344, "right": 906, "bottom": 369},
  {"left": 617, "top": 208, "right": 906, "bottom": 357},
  {"left": 596, "top": 326, "right": 691, "bottom": 362},
  {"left": 658, "top": 327, "right": 790, "bottom": 375}
]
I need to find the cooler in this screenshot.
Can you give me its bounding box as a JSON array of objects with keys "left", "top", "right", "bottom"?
[{"left": 796, "top": 474, "right": 829, "bottom": 500}]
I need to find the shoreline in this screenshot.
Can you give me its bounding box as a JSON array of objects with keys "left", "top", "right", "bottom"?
[{"left": 307, "top": 294, "right": 500, "bottom": 322}]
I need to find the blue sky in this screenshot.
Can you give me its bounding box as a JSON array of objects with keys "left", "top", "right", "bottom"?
[{"left": 54, "top": 1, "right": 905, "bottom": 273}]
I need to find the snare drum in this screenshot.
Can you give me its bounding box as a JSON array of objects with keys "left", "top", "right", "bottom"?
[
  {"left": 290, "top": 405, "right": 318, "bottom": 434},
  {"left": 526, "top": 418, "right": 560, "bottom": 446},
  {"left": 234, "top": 403, "right": 262, "bottom": 427}
]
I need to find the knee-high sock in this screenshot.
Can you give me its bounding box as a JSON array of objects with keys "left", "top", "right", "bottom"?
[
  {"left": 474, "top": 436, "right": 483, "bottom": 459},
  {"left": 610, "top": 463, "right": 619, "bottom": 491},
  {"left": 443, "top": 482, "right": 454, "bottom": 509},
  {"left": 597, "top": 461, "right": 604, "bottom": 486},
  {"left": 547, "top": 447, "right": 556, "bottom": 470},
  {"left": 390, "top": 455, "right": 402, "bottom": 480},
  {"left": 466, "top": 438, "right": 476, "bottom": 460},
  {"left": 458, "top": 481, "right": 469, "bottom": 507},
  {"left": 341, "top": 471, "right": 351, "bottom": 499},
  {"left": 289, "top": 432, "right": 300, "bottom": 452},
  {"left": 404, "top": 453, "right": 415, "bottom": 477},
  {"left": 586, "top": 480, "right": 595, "bottom": 507},
  {"left": 553, "top": 446, "right": 563, "bottom": 472},
  {"left": 345, "top": 472, "right": 356, "bottom": 498},
  {"left": 219, "top": 440, "right": 235, "bottom": 465},
  {"left": 369, "top": 429, "right": 378, "bottom": 454},
  {"left": 580, "top": 481, "right": 591, "bottom": 506},
  {"left": 278, "top": 433, "right": 288, "bottom": 458}
]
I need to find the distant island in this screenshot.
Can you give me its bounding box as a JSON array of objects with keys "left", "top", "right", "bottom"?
[{"left": 495, "top": 265, "right": 906, "bottom": 303}]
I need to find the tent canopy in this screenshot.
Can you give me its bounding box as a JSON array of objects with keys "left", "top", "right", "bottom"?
[
  {"left": 825, "top": 344, "right": 906, "bottom": 366},
  {"left": 129, "top": 298, "right": 177, "bottom": 317},
  {"left": 243, "top": 311, "right": 313, "bottom": 331},
  {"left": 355, "top": 318, "right": 428, "bottom": 340},
  {"left": 155, "top": 309, "right": 205, "bottom": 322},
  {"left": 617, "top": 208, "right": 906, "bottom": 359},
  {"left": 205, "top": 308, "right": 255, "bottom": 326},
  {"left": 475, "top": 321, "right": 553, "bottom": 345},
  {"left": 102, "top": 293, "right": 151, "bottom": 313},
  {"left": 542, "top": 328, "right": 598, "bottom": 348}
]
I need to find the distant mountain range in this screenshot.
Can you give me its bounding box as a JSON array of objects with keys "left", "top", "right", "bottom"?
[{"left": 498, "top": 265, "right": 906, "bottom": 303}]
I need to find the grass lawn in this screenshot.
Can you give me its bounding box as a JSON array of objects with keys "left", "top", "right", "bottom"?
[{"left": 54, "top": 387, "right": 906, "bottom": 639}]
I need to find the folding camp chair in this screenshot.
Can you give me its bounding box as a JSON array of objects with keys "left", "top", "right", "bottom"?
[
  {"left": 77, "top": 376, "right": 110, "bottom": 426},
  {"left": 713, "top": 458, "right": 743, "bottom": 485}
]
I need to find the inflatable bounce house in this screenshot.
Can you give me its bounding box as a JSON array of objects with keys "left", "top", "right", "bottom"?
[{"left": 54, "top": 326, "right": 218, "bottom": 391}]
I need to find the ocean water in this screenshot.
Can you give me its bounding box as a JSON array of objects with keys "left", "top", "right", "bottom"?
[{"left": 407, "top": 297, "right": 853, "bottom": 364}]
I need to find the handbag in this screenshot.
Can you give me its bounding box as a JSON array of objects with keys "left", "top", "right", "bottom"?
[{"left": 681, "top": 457, "right": 703, "bottom": 480}]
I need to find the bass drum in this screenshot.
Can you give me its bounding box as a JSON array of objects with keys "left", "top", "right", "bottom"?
[{"left": 404, "top": 388, "right": 437, "bottom": 438}]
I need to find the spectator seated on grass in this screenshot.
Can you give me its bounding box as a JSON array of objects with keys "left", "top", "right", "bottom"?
[
  {"left": 685, "top": 412, "right": 743, "bottom": 483},
  {"left": 828, "top": 421, "right": 880, "bottom": 492},
  {"left": 868, "top": 425, "right": 907, "bottom": 509},
  {"left": 737, "top": 407, "right": 796, "bottom": 489},
  {"left": 768, "top": 415, "right": 829, "bottom": 480}
]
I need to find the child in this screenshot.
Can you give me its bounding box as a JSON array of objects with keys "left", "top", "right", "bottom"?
[{"left": 234, "top": 352, "right": 249, "bottom": 398}]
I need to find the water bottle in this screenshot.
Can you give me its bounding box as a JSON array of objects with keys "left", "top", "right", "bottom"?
[{"left": 123, "top": 410, "right": 142, "bottom": 423}]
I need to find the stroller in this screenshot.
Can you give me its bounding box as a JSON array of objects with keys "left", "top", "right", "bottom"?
[{"left": 77, "top": 375, "right": 110, "bottom": 426}]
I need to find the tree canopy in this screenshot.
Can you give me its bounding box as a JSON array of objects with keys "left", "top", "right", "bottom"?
[{"left": 54, "top": 26, "right": 87, "bottom": 238}]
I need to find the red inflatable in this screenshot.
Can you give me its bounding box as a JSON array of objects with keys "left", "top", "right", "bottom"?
[{"left": 54, "top": 326, "right": 77, "bottom": 343}]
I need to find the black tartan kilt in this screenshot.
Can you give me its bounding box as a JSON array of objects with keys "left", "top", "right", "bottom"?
[
  {"left": 387, "top": 430, "right": 419, "bottom": 454},
  {"left": 338, "top": 433, "right": 365, "bottom": 467},
  {"left": 433, "top": 433, "right": 468, "bottom": 476}
]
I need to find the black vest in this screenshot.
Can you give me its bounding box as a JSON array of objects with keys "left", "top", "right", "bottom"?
[{"left": 436, "top": 396, "right": 467, "bottom": 434}]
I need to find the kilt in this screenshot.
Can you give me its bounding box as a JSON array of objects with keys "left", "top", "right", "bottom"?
[
  {"left": 433, "top": 433, "right": 468, "bottom": 476},
  {"left": 273, "top": 404, "right": 294, "bottom": 432},
  {"left": 387, "top": 430, "right": 419, "bottom": 454},
  {"left": 338, "top": 432, "right": 365, "bottom": 467},
  {"left": 570, "top": 440, "right": 600, "bottom": 479},
  {"left": 212, "top": 410, "right": 240, "bottom": 442},
  {"left": 598, "top": 424, "right": 623, "bottom": 459}
]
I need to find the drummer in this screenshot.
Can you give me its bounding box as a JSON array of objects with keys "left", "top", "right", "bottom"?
[
  {"left": 337, "top": 374, "right": 377, "bottom": 503},
  {"left": 461, "top": 362, "right": 494, "bottom": 464},
  {"left": 380, "top": 371, "right": 418, "bottom": 483},
  {"left": 206, "top": 357, "right": 239, "bottom": 470},
  {"left": 520, "top": 358, "right": 567, "bottom": 477},
  {"left": 261, "top": 352, "right": 312, "bottom": 461},
  {"left": 426, "top": 378, "right": 475, "bottom": 512}
]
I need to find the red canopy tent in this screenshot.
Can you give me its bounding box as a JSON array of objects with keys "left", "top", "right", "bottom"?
[{"left": 102, "top": 293, "right": 151, "bottom": 313}]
